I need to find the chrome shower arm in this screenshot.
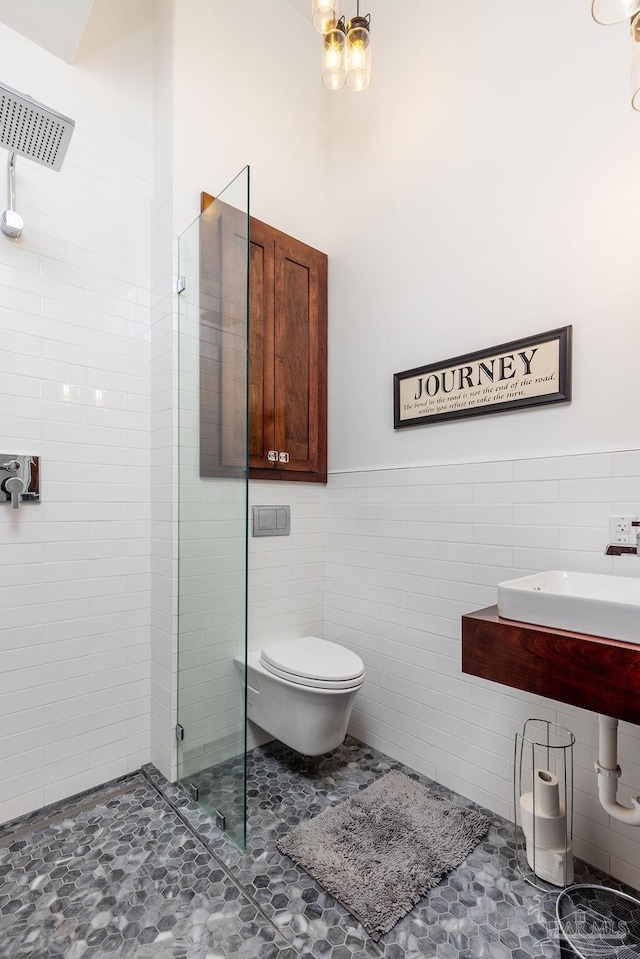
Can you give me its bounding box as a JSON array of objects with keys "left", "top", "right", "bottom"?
[
  {"left": 1, "top": 152, "right": 24, "bottom": 238},
  {"left": 7, "top": 151, "right": 16, "bottom": 212}
]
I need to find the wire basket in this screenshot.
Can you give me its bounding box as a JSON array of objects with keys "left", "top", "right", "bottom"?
[
  {"left": 514, "top": 718, "right": 575, "bottom": 889},
  {"left": 556, "top": 884, "right": 640, "bottom": 958}
]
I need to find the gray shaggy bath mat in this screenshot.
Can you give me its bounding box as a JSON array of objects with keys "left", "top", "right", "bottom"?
[{"left": 276, "top": 770, "right": 490, "bottom": 941}]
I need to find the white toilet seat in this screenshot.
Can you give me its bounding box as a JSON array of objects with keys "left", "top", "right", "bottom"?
[{"left": 259, "top": 636, "right": 365, "bottom": 690}]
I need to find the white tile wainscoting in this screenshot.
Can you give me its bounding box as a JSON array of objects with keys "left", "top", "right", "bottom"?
[
  {"left": 248, "top": 481, "right": 325, "bottom": 652},
  {"left": 325, "top": 450, "right": 640, "bottom": 891},
  {"left": 246, "top": 481, "right": 325, "bottom": 751}
]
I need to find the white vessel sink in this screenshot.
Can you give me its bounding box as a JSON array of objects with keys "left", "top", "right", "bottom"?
[{"left": 497, "top": 570, "right": 640, "bottom": 645}]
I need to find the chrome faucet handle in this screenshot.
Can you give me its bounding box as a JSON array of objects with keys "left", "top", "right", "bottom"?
[
  {"left": 1, "top": 459, "right": 20, "bottom": 472},
  {"left": 3, "top": 475, "right": 24, "bottom": 509}
]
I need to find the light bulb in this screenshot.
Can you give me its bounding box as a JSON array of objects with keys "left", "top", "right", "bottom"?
[
  {"left": 325, "top": 42, "right": 342, "bottom": 71},
  {"left": 322, "top": 20, "right": 346, "bottom": 89},
  {"left": 323, "top": 70, "right": 345, "bottom": 91},
  {"left": 312, "top": 0, "right": 338, "bottom": 34},
  {"left": 349, "top": 40, "right": 366, "bottom": 71},
  {"left": 346, "top": 67, "right": 370, "bottom": 93},
  {"left": 345, "top": 17, "right": 371, "bottom": 92}
]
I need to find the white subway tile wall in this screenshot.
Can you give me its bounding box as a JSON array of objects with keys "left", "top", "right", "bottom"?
[
  {"left": 325, "top": 452, "right": 640, "bottom": 891},
  {"left": 0, "top": 18, "right": 153, "bottom": 823},
  {"left": 245, "top": 480, "right": 325, "bottom": 751},
  {"left": 248, "top": 481, "right": 325, "bottom": 653}
]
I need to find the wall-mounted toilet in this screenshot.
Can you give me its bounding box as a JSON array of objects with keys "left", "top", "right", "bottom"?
[{"left": 239, "top": 636, "right": 365, "bottom": 756}]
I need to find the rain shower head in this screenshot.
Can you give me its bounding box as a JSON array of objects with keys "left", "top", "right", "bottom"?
[
  {"left": 0, "top": 82, "right": 75, "bottom": 171},
  {"left": 0, "top": 82, "right": 75, "bottom": 238}
]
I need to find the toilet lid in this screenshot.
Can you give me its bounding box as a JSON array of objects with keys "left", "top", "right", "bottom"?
[{"left": 260, "top": 637, "right": 365, "bottom": 688}]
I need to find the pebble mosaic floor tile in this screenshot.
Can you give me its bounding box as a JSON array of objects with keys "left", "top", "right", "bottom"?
[
  {"left": 2, "top": 736, "right": 638, "bottom": 958},
  {"left": 0, "top": 775, "right": 289, "bottom": 959}
]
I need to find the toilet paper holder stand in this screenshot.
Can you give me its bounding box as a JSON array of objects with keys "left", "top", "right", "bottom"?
[{"left": 514, "top": 718, "right": 576, "bottom": 890}]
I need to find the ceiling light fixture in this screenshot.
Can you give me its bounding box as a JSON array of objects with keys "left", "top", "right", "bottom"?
[
  {"left": 591, "top": 0, "right": 640, "bottom": 109},
  {"left": 312, "top": 0, "right": 372, "bottom": 92}
]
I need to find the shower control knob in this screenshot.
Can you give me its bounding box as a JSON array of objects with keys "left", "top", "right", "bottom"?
[{"left": 2, "top": 475, "right": 24, "bottom": 509}]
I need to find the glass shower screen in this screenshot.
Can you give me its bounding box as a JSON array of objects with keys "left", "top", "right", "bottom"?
[{"left": 176, "top": 167, "right": 249, "bottom": 848}]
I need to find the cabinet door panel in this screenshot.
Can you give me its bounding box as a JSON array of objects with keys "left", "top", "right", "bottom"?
[
  {"left": 274, "top": 237, "right": 326, "bottom": 475},
  {"left": 275, "top": 249, "right": 314, "bottom": 469},
  {"left": 248, "top": 220, "right": 275, "bottom": 470}
]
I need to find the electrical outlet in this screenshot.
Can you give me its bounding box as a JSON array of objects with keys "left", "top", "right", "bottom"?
[{"left": 609, "top": 515, "right": 637, "bottom": 545}]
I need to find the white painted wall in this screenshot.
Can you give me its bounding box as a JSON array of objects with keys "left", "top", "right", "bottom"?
[
  {"left": 0, "top": 1, "right": 153, "bottom": 824},
  {"left": 328, "top": 0, "right": 640, "bottom": 473},
  {"left": 171, "top": 0, "right": 330, "bottom": 247}
]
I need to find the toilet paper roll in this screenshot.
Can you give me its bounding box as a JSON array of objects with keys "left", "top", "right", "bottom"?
[
  {"left": 519, "top": 791, "right": 569, "bottom": 851},
  {"left": 526, "top": 842, "right": 574, "bottom": 887},
  {"left": 531, "top": 768, "right": 561, "bottom": 817}
]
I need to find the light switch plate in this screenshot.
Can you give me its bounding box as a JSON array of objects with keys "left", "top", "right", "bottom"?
[{"left": 252, "top": 505, "right": 291, "bottom": 537}]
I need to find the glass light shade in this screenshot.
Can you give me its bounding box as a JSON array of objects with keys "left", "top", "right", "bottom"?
[
  {"left": 592, "top": 0, "right": 640, "bottom": 24},
  {"left": 312, "top": 0, "right": 338, "bottom": 34},
  {"left": 632, "top": 16, "right": 640, "bottom": 108},
  {"left": 322, "top": 25, "right": 346, "bottom": 89},
  {"left": 346, "top": 20, "right": 371, "bottom": 92},
  {"left": 323, "top": 68, "right": 346, "bottom": 91}
]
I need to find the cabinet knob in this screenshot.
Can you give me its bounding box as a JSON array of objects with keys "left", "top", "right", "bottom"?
[{"left": 266, "top": 451, "right": 290, "bottom": 464}]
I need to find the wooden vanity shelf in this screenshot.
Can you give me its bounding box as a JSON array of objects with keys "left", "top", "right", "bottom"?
[{"left": 462, "top": 606, "right": 640, "bottom": 726}]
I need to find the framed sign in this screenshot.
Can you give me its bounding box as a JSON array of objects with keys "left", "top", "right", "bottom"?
[{"left": 394, "top": 326, "right": 571, "bottom": 429}]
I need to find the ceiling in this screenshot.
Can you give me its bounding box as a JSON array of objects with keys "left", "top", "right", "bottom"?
[
  {"left": 0, "top": 0, "right": 95, "bottom": 62},
  {"left": 0, "top": 1, "right": 311, "bottom": 64}
]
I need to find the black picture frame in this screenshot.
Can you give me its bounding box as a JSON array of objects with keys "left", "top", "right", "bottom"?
[{"left": 393, "top": 326, "right": 572, "bottom": 429}]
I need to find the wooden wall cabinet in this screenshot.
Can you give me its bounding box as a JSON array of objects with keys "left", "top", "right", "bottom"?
[{"left": 201, "top": 193, "right": 328, "bottom": 484}]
